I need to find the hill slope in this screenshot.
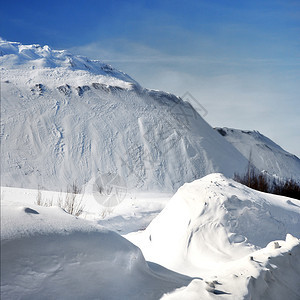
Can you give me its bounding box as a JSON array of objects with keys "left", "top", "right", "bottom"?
[
  {"left": 1, "top": 41, "right": 248, "bottom": 192},
  {"left": 215, "top": 127, "right": 300, "bottom": 182}
]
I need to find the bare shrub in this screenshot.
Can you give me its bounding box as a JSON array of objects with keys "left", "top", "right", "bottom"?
[
  {"left": 61, "top": 182, "right": 85, "bottom": 217},
  {"left": 35, "top": 187, "right": 53, "bottom": 207},
  {"left": 35, "top": 188, "right": 42, "bottom": 206},
  {"left": 35, "top": 183, "right": 85, "bottom": 216},
  {"left": 273, "top": 178, "right": 300, "bottom": 200},
  {"left": 234, "top": 149, "right": 300, "bottom": 200},
  {"left": 100, "top": 207, "right": 114, "bottom": 219},
  {"left": 234, "top": 170, "right": 300, "bottom": 200}
]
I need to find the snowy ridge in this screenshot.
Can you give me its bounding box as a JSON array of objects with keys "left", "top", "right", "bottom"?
[
  {"left": 215, "top": 127, "right": 300, "bottom": 182},
  {"left": 0, "top": 41, "right": 249, "bottom": 192}
]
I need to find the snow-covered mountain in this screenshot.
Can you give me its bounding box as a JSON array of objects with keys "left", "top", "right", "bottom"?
[
  {"left": 215, "top": 127, "right": 300, "bottom": 182},
  {"left": 0, "top": 41, "right": 249, "bottom": 192}
]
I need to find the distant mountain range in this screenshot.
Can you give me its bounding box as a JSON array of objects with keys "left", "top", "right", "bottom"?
[{"left": 1, "top": 41, "right": 298, "bottom": 191}]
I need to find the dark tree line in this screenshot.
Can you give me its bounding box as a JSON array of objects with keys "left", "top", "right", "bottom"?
[{"left": 234, "top": 168, "right": 300, "bottom": 200}]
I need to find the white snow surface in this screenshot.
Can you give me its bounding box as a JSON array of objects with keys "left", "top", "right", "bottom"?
[
  {"left": 2, "top": 174, "right": 300, "bottom": 299},
  {"left": 215, "top": 127, "right": 300, "bottom": 182},
  {"left": 1, "top": 191, "right": 191, "bottom": 300},
  {"left": 0, "top": 40, "right": 250, "bottom": 192},
  {"left": 127, "top": 173, "right": 300, "bottom": 299}
]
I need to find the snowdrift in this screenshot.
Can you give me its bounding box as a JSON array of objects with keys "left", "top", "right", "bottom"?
[
  {"left": 0, "top": 40, "right": 249, "bottom": 192},
  {"left": 215, "top": 127, "right": 300, "bottom": 182},
  {"left": 1, "top": 202, "right": 191, "bottom": 300},
  {"left": 1, "top": 175, "right": 299, "bottom": 299},
  {"left": 127, "top": 174, "right": 300, "bottom": 298}
]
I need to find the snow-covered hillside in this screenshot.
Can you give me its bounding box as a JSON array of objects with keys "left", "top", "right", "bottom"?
[
  {"left": 127, "top": 173, "right": 300, "bottom": 299},
  {"left": 215, "top": 127, "right": 300, "bottom": 182},
  {"left": 0, "top": 41, "right": 249, "bottom": 192}
]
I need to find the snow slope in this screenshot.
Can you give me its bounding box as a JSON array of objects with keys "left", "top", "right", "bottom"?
[
  {"left": 215, "top": 127, "right": 300, "bottom": 182},
  {"left": 127, "top": 173, "right": 300, "bottom": 298},
  {"left": 0, "top": 40, "right": 249, "bottom": 192},
  {"left": 1, "top": 197, "right": 192, "bottom": 300}
]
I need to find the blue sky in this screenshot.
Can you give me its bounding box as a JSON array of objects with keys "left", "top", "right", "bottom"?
[{"left": 1, "top": 0, "right": 300, "bottom": 156}]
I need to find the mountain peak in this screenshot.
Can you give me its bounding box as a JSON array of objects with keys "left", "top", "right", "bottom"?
[{"left": 0, "top": 40, "right": 138, "bottom": 88}]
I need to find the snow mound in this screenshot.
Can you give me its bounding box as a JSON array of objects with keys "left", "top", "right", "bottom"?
[
  {"left": 1, "top": 41, "right": 249, "bottom": 192},
  {"left": 1, "top": 202, "right": 191, "bottom": 299},
  {"left": 162, "top": 235, "right": 300, "bottom": 299},
  {"left": 245, "top": 235, "right": 300, "bottom": 300},
  {"left": 128, "top": 174, "right": 300, "bottom": 272},
  {"left": 215, "top": 127, "right": 300, "bottom": 182},
  {"left": 127, "top": 173, "right": 300, "bottom": 298}
]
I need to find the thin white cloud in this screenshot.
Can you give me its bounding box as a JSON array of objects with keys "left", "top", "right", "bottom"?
[{"left": 70, "top": 39, "right": 300, "bottom": 67}]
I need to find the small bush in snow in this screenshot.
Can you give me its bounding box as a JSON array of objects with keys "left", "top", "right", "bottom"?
[
  {"left": 59, "top": 182, "right": 85, "bottom": 217},
  {"left": 35, "top": 183, "right": 85, "bottom": 216},
  {"left": 35, "top": 187, "right": 53, "bottom": 207}
]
